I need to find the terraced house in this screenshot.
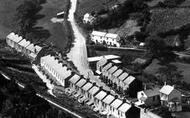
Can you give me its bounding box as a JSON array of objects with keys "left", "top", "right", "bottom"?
[
  {"left": 97, "top": 57, "right": 142, "bottom": 97},
  {"left": 40, "top": 55, "right": 72, "bottom": 88},
  {"left": 6, "top": 32, "right": 42, "bottom": 60},
  {"left": 91, "top": 31, "right": 120, "bottom": 47},
  {"left": 65, "top": 72, "right": 140, "bottom": 118}
]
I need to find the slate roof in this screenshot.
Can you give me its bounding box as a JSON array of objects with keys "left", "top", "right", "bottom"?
[
  {"left": 76, "top": 78, "right": 87, "bottom": 87},
  {"left": 113, "top": 69, "right": 123, "bottom": 77},
  {"left": 118, "top": 103, "right": 131, "bottom": 113},
  {"left": 102, "top": 94, "right": 115, "bottom": 104},
  {"left": 118, "top": 72, "right": 129, "bottom": 81},
  {"left": 123, "top": 76, "right": 135, "bottom": 85},
  {"left": 110, "top": 99, "right": 123, "bottom": 109},
  {"left": 95, "top": 90, "right": 107, "bottom": 100},
  {"left": 82, "top": 82, "right": 93, "bottom": 91},
  {"left": 160, "top": 85, "right": 174, "bottom": 95},
  {"left": 108, "top": 66, "right": 118, "bottom": 74},
  {"left": 69, "top": 74, "right": 80, "bottom": 84}
]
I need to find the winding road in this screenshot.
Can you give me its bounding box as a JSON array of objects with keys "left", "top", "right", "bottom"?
[{"left": 67, "top": 0, "right": 90, "bottom": 76}]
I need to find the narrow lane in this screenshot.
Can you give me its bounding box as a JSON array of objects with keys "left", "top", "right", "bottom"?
[{"left": 67, "top": 0, "right": 90, "bottom": 75}]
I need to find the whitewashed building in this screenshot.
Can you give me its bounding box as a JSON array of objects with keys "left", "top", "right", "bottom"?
[
  {"left": 6, "top": 32, "right": 23, "bottom": 48},
  {"left": 101, "top": 94, "right": 115, "bottom": 114},
  {"left": 160, "top": 84, "right": 182, "bottom": 111},
  {"left": 97, "top": 58, "right": 142, "bottom": 97},
  {"left": 86, "top": 85, "right": 100, "bottom": 106},
  {"left": 91, "top": 31, "right": 120, "bottom": 47},
  {"left": 17, "top": 39, "right": 31, "bottom": 52},
  {"left": 83, "top": 13, "right": 96, "bottom": 24},
  {"left": 94, "top": 90, "right": 107, "bottom": 111},
  {"left": 6, "top": 32, "right": 42, "bottom": 60},
  {"left": 26, "top": 43, "right": 42, "bottom": 59}
]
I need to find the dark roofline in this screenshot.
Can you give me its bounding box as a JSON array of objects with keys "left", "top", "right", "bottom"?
[
  {"left": 84, "top": 81, "right": 94, "bottom": 92},
  {"left": 93, "top": 86, "right": 104, "bottom": 97},
  {"left": 102, "top": 93, "right": 115, "bottom": 105}
]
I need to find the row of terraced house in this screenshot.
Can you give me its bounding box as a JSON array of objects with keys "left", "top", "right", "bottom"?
[
  {"left": 34, "top": 54, "right": 141, "bottom": 118},
  {"left": 6, "top": 32, "right": 42, "bottom": 60},
  {"left": 96, "top": 57, "right": 182, "bottom": 112},
  {"left": 96, "top": 57, "right": 143, "bottom": 98}
]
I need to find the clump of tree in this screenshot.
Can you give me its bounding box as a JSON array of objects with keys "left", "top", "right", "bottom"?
[
  {"left": 158, "top": 0, "right": 185, "bottom": 8},
  {"left": 15, "top": 0, "right": 50, "bottom": 42},
  {"left": 93, "top": 0, "right": 149, "bottom": 30}
]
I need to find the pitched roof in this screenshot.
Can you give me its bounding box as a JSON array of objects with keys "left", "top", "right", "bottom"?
[
  {"left": 82, "top": 82, "right": 93, "bottom": 91},
  {"left": 69, "top": 74, "right": 80, "bottom": 84},
  {"left": 113, "top": 69, "right": 123, "bottom": 77},
  {"left": 105, "top": 33, "right": 119, "bottom": 39},
  {"left": 89, "top": 55, "right": 120, "bottom": 62},
  {"left": 143, "top": 88, "right": 160, "bottom": 97},
  {"left": 112, "top": 59, "right": 122, "bottom": 64},
  {"left": 76, "top": 78, "right": 87, "bottom": 87},
  {"left": 7, "top": 32, "right": 23, "bottom": 43},
  {"left": 108, "top": 66, "right": 118, "bottom": 74},
  {"left": 95, "top": 90, "right": 107, "bottom": 100},
  {"left": 41, "top": 55, "right": 72, "bottom": 80},
  {"left": 102, "top": 94, "right": 115, "bottom": 104},
  {"left": 118, "top": 72, "right": 129, "bottom": 81},
  {"left": 18, "top": 39, "right": 30, "bottom": 47},
  {"left": 159, "top": 85, "right": 174, "bottom": 95},
  {"left": 123, "top": 76, "right": 135, "bottom": 85},
  {"left": 96, "top": 57, "right": 108, "bottom": 67},
  {"left": 26, "top": 44, "right": 42, "bottom": 53},
  {"left": 91, "top": 31, "right": 106, "bottom": 37},
  {"left": 110, "top": 99, "right": 123, "bottom": 109},
  {"left": 102, "top": 63, "right": 113, "bottom": 71},
  {"left": 88, "top": 86, "right": 100, "bottom": 95},
  {"left": 118, "top": 103, "right": 131, "bottom": 113}
]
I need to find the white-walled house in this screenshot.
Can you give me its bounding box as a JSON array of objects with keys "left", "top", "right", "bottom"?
[
  {"left": 86, "top": 85, "right": 100, "bottom": 106},
  {"left": 101, "top": 94, "right": 115, "bottom": 114},
  {"left": 107, "top": 66, "right": 118, "bottom": 81},
  {"left": 91, "top": 31, "right": 120, "bottom": 47},
  {"left": 118, "top": 103, "right": 140, "bottom": 118},
  {"left": 105, "top": 33, "right": 120, "bottom": 47},
  {"left": 6, "top": 32, "right": 23, "bottom": 48},
  {"left": 17, "top": 39, "right": 31, "bottom": 52},
  {"left": 91, "top": 31, "right": 106, "bottom": 44},
  {"left": 110, "top": 98, "right": 123, "bottom": 117},
  {"left": 26, "top": 43, "right": 42, "bottom": 59},
  {"left": 40, "top": 55, "right": 72, "bottom": 88},
  {"left": 159, "top": 85, "right": 182, "bottom": 111},
  {"left": 137, "top": 88, "right": 160, "bottom": 106},
  {"left": 112, "top": 69, "right": 123, "bottom": 85},
  {"left": 73, "top": 78, "right": 87, "bottom": 98},
  {"left": 79, "top": 82, "right": 93, "bottom": 102},
  {"left": 94, "top": 90, "right": 107, "bottom": 111},
  {"left": 6, "top": 32, "right": 42, "bottom": 60},
  {"left": 68, "top": 74, "right": 81, "bottom": 91},
  {"left": 83, "top": 13, "right": 96, "bottom": 24}
]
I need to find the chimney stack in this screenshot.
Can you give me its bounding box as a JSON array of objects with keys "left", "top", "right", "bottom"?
[
  {"left": 144, "top": 84, "right": 146, "bottom": 90},
  {"left": 164, "top": 81, "right": 167, "bottom": 86}
]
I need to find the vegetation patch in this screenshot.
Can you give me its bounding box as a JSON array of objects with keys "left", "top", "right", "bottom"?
[{"left": 147, "top": 8, "right": 190, "bottom": 35}]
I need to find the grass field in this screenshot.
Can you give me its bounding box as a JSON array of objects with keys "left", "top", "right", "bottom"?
[
  {"left": 35, "top": 0, "right": 70, "bottom": 51},
  {"left": 0, "top": 0, "right": 23, "bottom": 39},
  {"left": 147, "top": 8, "right": 190, "bottom": 35},
  {"left": 76, "top": 0, "right": 126, "bottom": 18},
  {"left": 0, "top": 0, "right": 70, "bottom": 51}
]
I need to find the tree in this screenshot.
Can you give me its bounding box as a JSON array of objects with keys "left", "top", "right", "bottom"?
[
  {"left": 15, "top": 0, "right": 42, "bottom": 36},
  {"left": 145, "top": 35, "right": 167, "bottom": 57}
]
